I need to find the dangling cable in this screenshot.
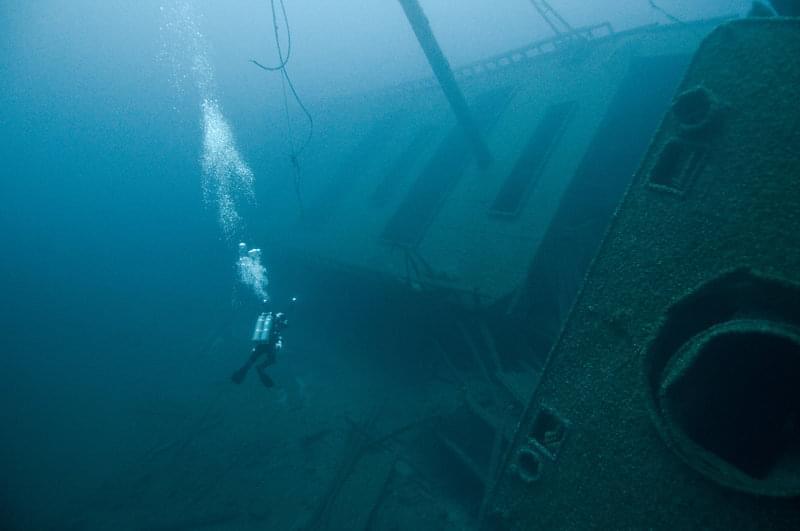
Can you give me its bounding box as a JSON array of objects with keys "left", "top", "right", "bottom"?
[
  {"left": 250, "top": 0, "right": 291, "bottom": 71},
  {"left": 279, "top": 68, "right": 305, "bottom": 215},
  {"left": 281, "top": 67, "right": 313, "bottom": 157},
  {"left": 648, "top": 0, "right": 686, "bottom": 25},
  {"left": 250, "top": 0, "right": 313, "bottom": 213}
]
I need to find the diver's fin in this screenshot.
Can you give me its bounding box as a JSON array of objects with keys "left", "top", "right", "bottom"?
[
  {"left": 231, "top": 366, "right": 248, "bottom": 384},
  {"left": 257, "top": 368, "right": 275, "bottom": 388}
]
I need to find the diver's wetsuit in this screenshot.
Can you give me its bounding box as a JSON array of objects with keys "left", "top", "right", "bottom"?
[{"left": 231, "top": 342, "right": 278, "bottom": 387}]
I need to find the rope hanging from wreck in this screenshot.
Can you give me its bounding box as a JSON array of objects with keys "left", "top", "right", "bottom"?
[
  {"left": 647, "top": 0, "right": 686, "bottom": 25},
  {"left": 250, "top": 0, "right": 314, "bottom": 214},
  {"left": 250, "top": 0, "right": 292, "bottom": 71}
]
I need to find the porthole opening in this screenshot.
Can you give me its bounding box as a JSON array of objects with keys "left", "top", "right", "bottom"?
[
  {"left": 515, "top": 448, "right": 542, "bottom": 484},
  {"left": 672, "top": 86, "right": 713, "bottom": 128},
  {"left": 645, "top": 270, "right": 800, "bottom": 496},
  {"left": 662, "top": 328, "right": 800, "bottom": 481}
]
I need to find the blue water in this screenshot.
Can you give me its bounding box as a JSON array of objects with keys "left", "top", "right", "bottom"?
[
  {"left": 1, "top": 4, "right": 265, "bottom": 527},
  {"left": 1, "top": 4, "right": 431, "bottom": 526}
]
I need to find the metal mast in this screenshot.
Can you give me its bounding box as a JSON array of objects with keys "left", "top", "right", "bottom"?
[
  {"left": 397, "top": 0, "right": 493, "bottom": 169},
  {"left": 528, "top": 0, "right": 577, "bottom": 37}
]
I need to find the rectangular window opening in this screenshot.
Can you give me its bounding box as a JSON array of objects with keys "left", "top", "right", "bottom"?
[
  {"left": 491, "top": 101, "right": 576, "bottom": 216},
  {"left": 530, "top": 406, "right": 568, "bottom": 460},
  {"left": 648, "top": 137, "right": 707, "bottom": 193},
  {"left": 382, "top": 88, "right": 514, "bottom": 246}
]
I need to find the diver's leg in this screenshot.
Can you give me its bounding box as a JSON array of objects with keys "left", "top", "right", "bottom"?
[
  {"left": 231, "top": 348, "right": 261, "bottom": 384},
  {"left": 255, "top": 359, "right": 275, "bottom": 388}
]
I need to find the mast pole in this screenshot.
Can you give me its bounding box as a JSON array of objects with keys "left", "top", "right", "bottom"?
[{"left": 397, "top": 0, "right": 492, "bottom": 168}]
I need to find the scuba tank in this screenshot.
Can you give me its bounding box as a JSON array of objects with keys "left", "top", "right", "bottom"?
[
  {"left": 260, "top": 313, "right": 273, "bottom": 342},
  {"left": 251, "top": 312, "right": 273, "bottom": 343}
]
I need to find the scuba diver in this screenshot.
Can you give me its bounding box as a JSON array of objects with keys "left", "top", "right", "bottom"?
[{"left": 231, "top": 298, "right": 295, "bottom": 388}]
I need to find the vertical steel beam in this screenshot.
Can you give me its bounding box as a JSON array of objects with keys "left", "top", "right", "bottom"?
[{"left": 397, "top": 0, "right": 493, "bottom": 168}]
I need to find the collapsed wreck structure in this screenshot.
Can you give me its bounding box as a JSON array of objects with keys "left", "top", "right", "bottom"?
[{"left": 250, "top": 3, "right": 800, "bottom": 529}]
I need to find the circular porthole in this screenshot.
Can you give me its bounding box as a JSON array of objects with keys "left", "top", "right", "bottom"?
[
  {"left": 646, "top": 270, "right": 800, "bottom": 497},
  {"left": 671, "top": 86, "right": 721, "bottom": 136},
  {"left": 514, "top": 447, "right": 542, "bottom": 484}
]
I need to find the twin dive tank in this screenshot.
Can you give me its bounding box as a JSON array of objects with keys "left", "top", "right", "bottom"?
[{"left": 251, "top": 312, "right": 273, "bottom": 343}]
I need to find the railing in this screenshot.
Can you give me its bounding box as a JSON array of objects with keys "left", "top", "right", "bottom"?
[{"left": 453, "top": 22, "right": 614, "bottom": 80}]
